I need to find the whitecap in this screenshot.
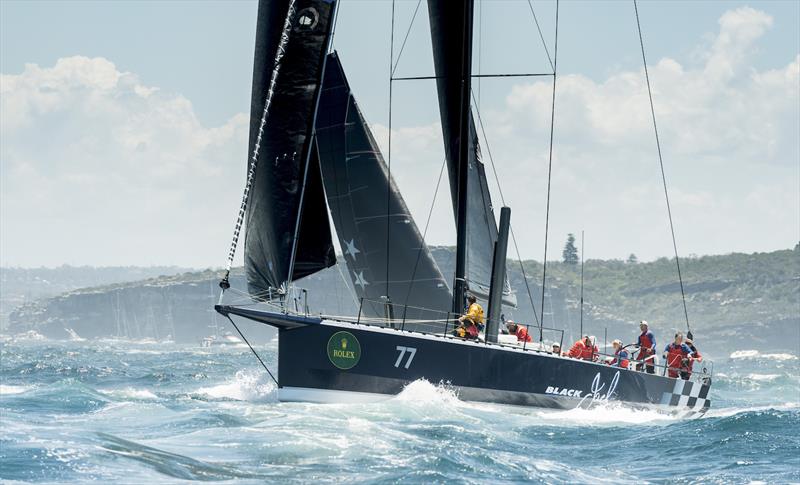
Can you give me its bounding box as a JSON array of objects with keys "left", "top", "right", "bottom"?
[
  {"left": 0, "top": 384, "right": 32, "bottom": 395},
  {"left": 729, "top": 349, "right": 761, "bottom": 359},
  {"left": 194, "top": 369, "right": 275, "bottom": 401},
  {"left": 745, "top": 373, "right": 780, "bottom": 382},
  {"left": 729, "top": 349, "right": 798, "bottom": 361},
  {"left": 98, "top": 387, "right": 159, "bottom": 400}
]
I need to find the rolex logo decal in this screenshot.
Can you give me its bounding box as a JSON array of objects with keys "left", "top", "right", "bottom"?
[{"left": 327, "top": 331, "right": 361, "bottom": 370}]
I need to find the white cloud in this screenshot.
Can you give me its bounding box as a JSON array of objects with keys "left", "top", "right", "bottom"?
[
  {"left": 0, "top": 6, "right": 797, "bottom": 268},
  {"left": 371, "top": 6, "right": 799, "bottom": 261},
  {"left": 1, "top": 56, "right": 248, "bottom": 267}
]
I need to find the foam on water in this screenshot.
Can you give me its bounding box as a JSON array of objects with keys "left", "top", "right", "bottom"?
[
  {"left": 0, "top": 384, "right": 33, "bottom": 395},
  {"left": 194, "top": 369, "right": 276, "bottom": 402},
  {"left": 98, "top": 387, "right": 159, "bottom": 400},
  {"left": 730, "top": 349, "right": 798, "bottom": 361},
  {"left": 533, "top": 401, "right": 681, "bottom": 426}
]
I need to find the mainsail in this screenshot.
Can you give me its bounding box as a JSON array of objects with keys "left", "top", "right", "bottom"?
[
  {"left": 316, "top": 52, "right": 452, "bottom": 321},
  {"left": 244, "top": 0, "right": 337, "bottom": 297},
  {"left": 427, "top": 0, "right": 516, "bottom": 305}
]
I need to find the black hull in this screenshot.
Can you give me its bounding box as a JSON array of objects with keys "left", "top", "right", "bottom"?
[{"left": 218, "top": 307, "right": 711, "bottom": 414}]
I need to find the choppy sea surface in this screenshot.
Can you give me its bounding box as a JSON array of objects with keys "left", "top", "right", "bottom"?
[{"left": 1, "top": 334, "right": 798, "bottom": 484}]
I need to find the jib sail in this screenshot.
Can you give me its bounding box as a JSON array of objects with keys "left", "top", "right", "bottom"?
[{"left": 316, "top": 52, "right": 453, "bottom": 321}]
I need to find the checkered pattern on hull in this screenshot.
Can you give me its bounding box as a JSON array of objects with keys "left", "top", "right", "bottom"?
[{"left": 661, "top": 378, "right": 711, "bottom": 416}]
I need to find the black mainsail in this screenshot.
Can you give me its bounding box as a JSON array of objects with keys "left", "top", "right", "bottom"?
[
  {"left": 316, "top": 52, "right": 452, "bottom": 321},
  {"left": 244, "top": 0, "right": 337, "bottom": 297},
  {"left": 427, "top": 0, "right": 515, "bottom": 308}
]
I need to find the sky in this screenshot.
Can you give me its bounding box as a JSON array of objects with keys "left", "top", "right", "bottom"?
[{"left": 1, "top": 0, "right": 798, "bottom": 268}]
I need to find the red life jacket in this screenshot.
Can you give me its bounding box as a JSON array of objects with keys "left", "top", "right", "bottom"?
[
  {"left": 516, "top": 326, "right": 532, "bottom": 343},
  {"left": 568, "top": 340, "right": 596, "bottom": 360},
  {"left": 466, "top": 324, "right": 479, "bottom": 339},
  {"left": 666, "top": 343, "right": 689, "bottom": 377}
]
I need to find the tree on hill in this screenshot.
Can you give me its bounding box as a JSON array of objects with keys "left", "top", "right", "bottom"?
[
  {"left": 627, "top": 253, "right": 638, "bottom": 264},
  {"left": 562, "top": 234, "right": 579, "bottom": 265}
]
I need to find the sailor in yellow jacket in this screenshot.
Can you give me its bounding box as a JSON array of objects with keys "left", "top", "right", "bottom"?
[{"left": 456, "top": 295, "right": 484, "bottom": 338}]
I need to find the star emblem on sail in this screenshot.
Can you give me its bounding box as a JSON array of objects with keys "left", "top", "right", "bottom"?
[
  {"left": 353, "top": 271, "right": 369, "bottom": 290},
  {"left": 344, "top": 239, "right": 361, "bottom": 259}
]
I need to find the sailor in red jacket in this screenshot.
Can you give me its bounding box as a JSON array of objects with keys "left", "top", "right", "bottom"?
[
  {"left": 636, "top": 320, "right": 656, "bottom": 374},
  {"left": 663, "top": 332, "right": 694, "bottom": 379},
  {"left": 682, "top": 338, "right": 702, "bottom": 379},
  {"left": 506, "top": 321, "right": 532, "bottom": 343},
  {"left": 568, "top": 335, "right": 598, "bottom": 361}
]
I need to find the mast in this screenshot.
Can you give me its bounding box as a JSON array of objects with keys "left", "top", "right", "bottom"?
[{"left": 452, "top": 0, "right": 475, "bottom": 314}]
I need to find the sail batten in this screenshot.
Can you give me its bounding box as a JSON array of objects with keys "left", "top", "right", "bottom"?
[{"left": 244, "top": 0, "right": 337, "bottom": 296}]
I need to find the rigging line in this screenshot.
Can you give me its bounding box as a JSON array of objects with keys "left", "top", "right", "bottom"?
[
  {"left": 391, "top": 0, "right": 423, "bottom": 78},
  {"left": 526, "top": 0, "right": 555, "bottom": 72},
  {"left": 219, "top": 0, "right": 297, "bottom": 289},
  {"left": 223, "top": 314, "right": 278, "bottom": 386},
  {"left": 633, "top": 0, "right": 691, "bottom": 334},
  {"left": 470, "top": 90, "right": 541, "bottom": 326},
  {"left": 539, "top": 0, "right": 558, "bottom": 343},
  {"left": 403, "top": 157, "right": 448, "bottom": 307},
  {"left": 386, "top": 0, "right": 396, "bottom": 300}
]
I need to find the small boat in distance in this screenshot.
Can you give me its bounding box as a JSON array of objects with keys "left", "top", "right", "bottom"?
[{"left": 215, "top": 0, "right": 712, "bottom": 415}]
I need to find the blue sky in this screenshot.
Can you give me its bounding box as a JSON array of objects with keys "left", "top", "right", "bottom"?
[{"left": 1, "top": 0, "right": 798, "bottom": 267}]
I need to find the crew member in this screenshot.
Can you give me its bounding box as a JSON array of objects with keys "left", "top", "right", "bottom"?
[
  {"left": 455, "top": 295, "right": 483, "bottom": 340},
  {"left": 636, "top": 320, "right": 656, "bottom": 374},
  {"left": 568, "top": 335, "right": 598, "bottom": 361},
  {"left": 607, "top": 339, "right": 629, "bottom": 368},
  {"left": 682, "top": 337, "right": 702, "bottom": 380},
  {"left": 551, "top": 343, "right": 562, "bottom": 355},
  {"left": 505, "top": 321, "right": 532, "bottom": 343},
  {"left": 663, "top": 332, "right": 694, "bottom": 379}
]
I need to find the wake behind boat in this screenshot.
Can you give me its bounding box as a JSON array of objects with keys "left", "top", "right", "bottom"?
[{"left": 215, "top": 0, "right": 713, "bottom": 415}]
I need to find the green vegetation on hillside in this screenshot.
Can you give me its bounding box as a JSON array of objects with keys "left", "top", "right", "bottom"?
[{"left": 518, "top": 247, "right": 799, "bottom": 329}]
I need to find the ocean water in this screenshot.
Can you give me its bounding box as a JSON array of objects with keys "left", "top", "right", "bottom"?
[{"left": 1, "top": 335, "right": 798, "bottom": 484}]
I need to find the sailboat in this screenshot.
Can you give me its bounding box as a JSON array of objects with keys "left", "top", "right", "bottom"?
[{"left": 215, "top": 0, "right": 712, "bottom": 414}]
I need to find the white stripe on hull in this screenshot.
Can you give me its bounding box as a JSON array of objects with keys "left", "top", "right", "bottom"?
[{"left": 279, "top": 386, "right": 393, "bottom": 404}]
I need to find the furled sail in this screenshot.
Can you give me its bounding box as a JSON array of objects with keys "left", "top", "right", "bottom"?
[
  {"left": 316, "top": 52, "right": 453, "bottom": 322},
  {"left": 427, "top": 0, "right": 516, "bottom": 306},
  {"left": 244, "top": 0, "right": 337, "bottom": 297}
]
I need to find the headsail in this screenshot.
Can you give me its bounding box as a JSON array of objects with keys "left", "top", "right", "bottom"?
[
  {"left": 244, "top": 0, "right": 337, "bottom": 297},
  {"left": 427, "top": 0, "right": 516, "bottom": 306},
  {"left": 316, "top": 52, "right": 452, "bottom": 321}
]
